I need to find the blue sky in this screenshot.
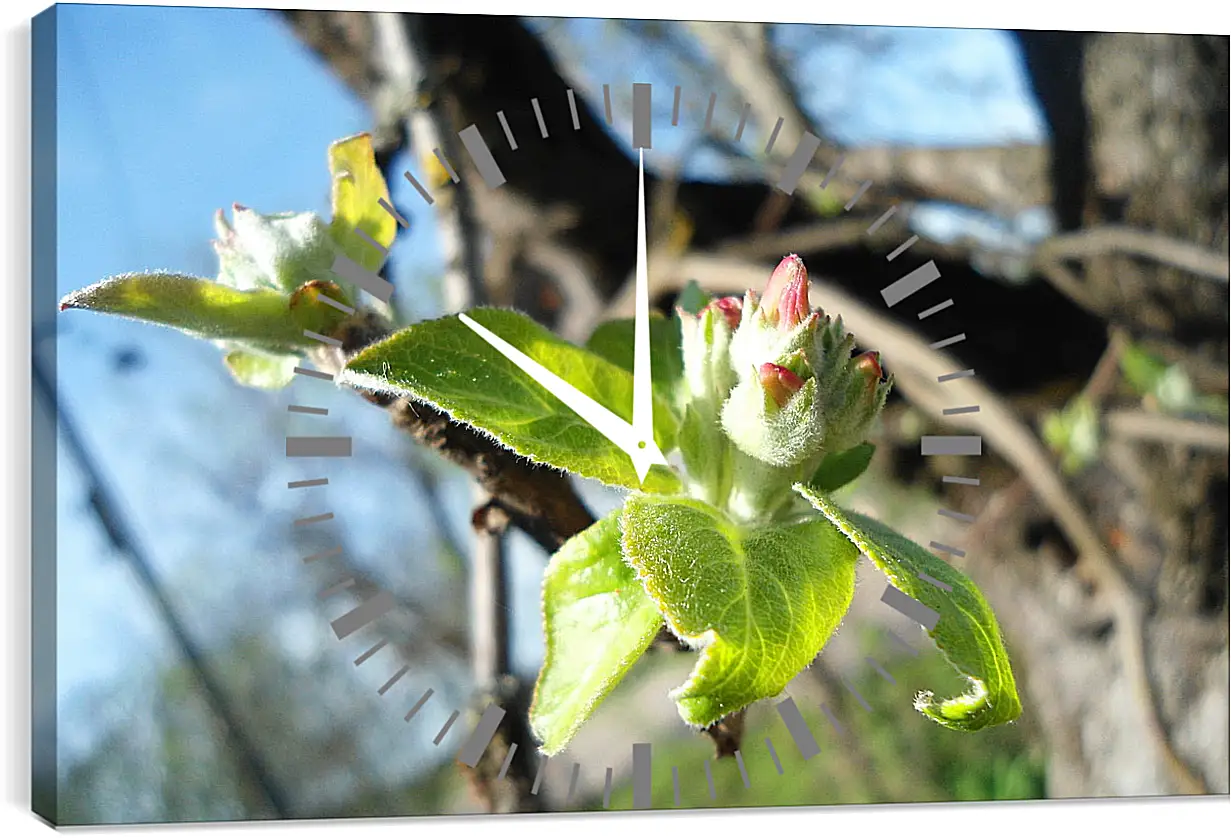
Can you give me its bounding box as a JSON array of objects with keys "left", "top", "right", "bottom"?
[{"left": 43, "top": 3, "right": 1046, "bottom": 788}]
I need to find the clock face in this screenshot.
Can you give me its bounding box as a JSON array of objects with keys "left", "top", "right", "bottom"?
[{"left": 293, "top": 78, "right": 980, "bottom": 812}]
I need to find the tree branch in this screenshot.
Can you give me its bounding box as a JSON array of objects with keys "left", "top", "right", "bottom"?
[
  {"left": 1036, "top": 224, "right": 1230, "bottom": 284},
  {"left": 1105, "top": 409, "right": 1230, "bottom": 451}
]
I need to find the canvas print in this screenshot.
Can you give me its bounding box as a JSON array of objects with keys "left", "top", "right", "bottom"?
[{"left": 30, "top": 3, "right": 1229, "bottom": 826}]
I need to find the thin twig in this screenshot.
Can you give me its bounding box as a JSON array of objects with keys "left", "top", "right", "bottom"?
[
  {"left": 702, "top": 709, "right": 746, "bottom": 759},
  {"left": 1105, "top": 410, "right": 1230, "bottom": 451},
  {"left": 1036, "top": 224, "right": 1230, "bottom": 284}
]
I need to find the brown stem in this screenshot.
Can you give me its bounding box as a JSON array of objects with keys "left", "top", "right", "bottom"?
[{"left": 703, "top": 709, "right": 746, "bottom": 759}]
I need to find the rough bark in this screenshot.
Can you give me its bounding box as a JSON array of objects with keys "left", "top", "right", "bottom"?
[{"left": 972, "top": 30, "right": 1231, "bottom": 798}]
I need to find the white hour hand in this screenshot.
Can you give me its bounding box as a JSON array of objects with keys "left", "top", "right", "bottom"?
[{"left": 458, "top": 312, "right": 669, "bottom": 484}]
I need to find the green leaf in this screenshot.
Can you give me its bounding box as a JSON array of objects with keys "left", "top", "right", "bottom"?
[
  {"left": 341, "top": 308, "right": 681, "bottom": 493},
  {"left": 793, "top": 485, "right": 1022, "bottom": 731},
  {"left": 1041, "top": 396, "right": 1101, "bottom": 475},
  {"left": 530, "top": 511, "right": 664, "bottom": 755},
  {"left": 328, "top": 133, "right": 397, "bottom": 272},
  {"left": 620, "top": 494, "right": 859, "bottom": 727},
  {"left": 584, "top": 314, "right": 684, "bottom": 408},
  {"left": 223, "top": 350, "right": 300, "bottom": 390},
  {"left": 1119, "top": 343, "right": 1170, "bottom": 396},
  {"left": 59, "top": 272, "right": 345, "bottom": 355},
  {"left": 676, "top": 279, "right": 711, "bottom": 315},
  {"left": 808, "top": 442, "right": 876, "bottom": 493}
]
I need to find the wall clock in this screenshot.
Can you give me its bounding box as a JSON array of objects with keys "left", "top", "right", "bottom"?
[
  {"left": 273, "top": 77, "right": 1002, "bottom": 812},
  {"left": 46, "top": 7, "right": 1226, "bottom": 827}
]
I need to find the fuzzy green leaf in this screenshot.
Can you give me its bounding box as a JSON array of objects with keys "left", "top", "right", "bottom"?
[
  {"left": 59, "top": 272, "right": 345, "bottom": 355},
  {"left": 620, "top": 494, "right": 859, "bottom": 727},
  {"left": 328, "top": 133, "right": 397, "bottom": 272},
  {"left": 584, "top": 313, "right": 684, "bottom": 409},
  {"left": 530, "top": 512, "right": 664, "bottom": 755},
  {"left": 341, "top": 308, "right": 681, "bottom": 493},
  {"left": 223, "top": 350, "right": 300, "bottom": 390},
  {"left": 794, "top": 485, "right": 1022, "bottom": 731},
  {"left": 808, "top": 442, "right": 876, "bottom": 493}
]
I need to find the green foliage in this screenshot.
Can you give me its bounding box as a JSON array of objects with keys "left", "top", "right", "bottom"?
[
  {"left": 584, "top": 313, "right": 685, "bottom": 409},
  {"left": 57, "top": 136, "right": 1021, "bottom": 762},
  {"left": 675, "top": 279, "right": 712, "bottom": 315},
  {"left": 1041, "top": 395, "right": 1101, "bottom": 475},
  {"left": 530, "top": 512, "right": 664, "bottom": 755},
  {"left": 807, "top": 442, "right": 876, "bottom": 493},
  {"left": 58, "top": 272, "right": 344, "bottom": 355},
  {"left": 621, "top": 494, "right": 860, "bottom": 727},
  {"left": 1120, "top": 342, "right": 1226, "bottom": 418},
  {"left": 341, "top": 308, "right": 681, "bottom": 494},
  {"left": 328, "top": 133, "right": 398, "bottom": 274},
  {"left": 223, "top": 350, "right": 301, "bottom": 390},
  {"left": 795, "top": 486, "right": 1022, "bottom": 731},
  {"left": 597, "top": 627, "right": 1045, "bottom": 812},
  {"left": 58, "top": 132, "right": 396, "bottom": 392}
]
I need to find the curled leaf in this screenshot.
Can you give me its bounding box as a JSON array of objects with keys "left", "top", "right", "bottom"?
[
  {"left": 794, "top": 485, "right": 1022, "bottom": 731},
  {"left": 223, "top": 350, "right": 300, "bottom": 390},
  {"left": 808, "top": 442, "right": 876, "bottom": 493}
]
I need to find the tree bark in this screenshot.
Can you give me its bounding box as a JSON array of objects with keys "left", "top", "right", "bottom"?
[{"left": 978, "top": 30, "right": 1231, "bottom": 798}]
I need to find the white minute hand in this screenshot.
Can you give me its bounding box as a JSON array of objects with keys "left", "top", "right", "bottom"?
[
  {"left": 631, "top": 148, "right": 657, "bottom": 479},
  {"left": 458, "top": 312, "right": 668, "bottom": 485}
]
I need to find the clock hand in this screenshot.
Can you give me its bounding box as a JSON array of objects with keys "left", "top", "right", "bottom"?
[
  {"left": 458, "top": 312, "right": 668, "bottom": 484},
  {"left": 631, "top": 148, "right": 655, "bottom": 464}
]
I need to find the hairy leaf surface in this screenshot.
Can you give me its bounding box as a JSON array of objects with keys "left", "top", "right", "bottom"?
[
  {"left": 795, "top": 485, "right": 1022, "bottom": 731},
  {"left": 58, "top": 272, "right": 343, "bottom": 355},
  {"left": 341, "top": 308, "right": 680, "bottom": 493},
  {"left": 621, "top": 494, "right": 859, "bottom": 727},
  {"left": 530, "top": 512, "right": 664, "bottom": 755}
]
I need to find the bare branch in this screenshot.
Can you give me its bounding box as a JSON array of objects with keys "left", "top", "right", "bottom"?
[
  {"left": 1037, "top": 224, "right": 1230, "bottom": 284},
  {"left": 686, "top": 20, "right": 1051, "bottom": 216},
  {"left": 1105, "top": 410, "right": 1230, "bottom": 451}
]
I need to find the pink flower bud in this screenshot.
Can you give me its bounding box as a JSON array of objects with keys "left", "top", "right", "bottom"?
[
  {"left": 705, "top": 296, "right": 743, "bottom": 329},
  {"left": 853, "top": 350, "right": 884, "bottom": 383},
  {"left": 759, "top": 362, "right": 805, "bottom": 408},
  {"left": 778, "top": 273, "right": 811, "bottom": 331},
  {"left": 762, "top": 254, "right": 809, "bottom": 327}
]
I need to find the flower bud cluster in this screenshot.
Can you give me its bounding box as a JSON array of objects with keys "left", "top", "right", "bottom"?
[
  {"left": 212, "top": 204, "right": 340, "bottom": 295},
  {"left": 675, "top": 254, "right": 892, "bottom": 521}
]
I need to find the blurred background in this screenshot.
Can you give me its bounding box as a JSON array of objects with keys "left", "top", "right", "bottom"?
[{"left": 34, "top": 4, "right": 1228, "bottom": 825}]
